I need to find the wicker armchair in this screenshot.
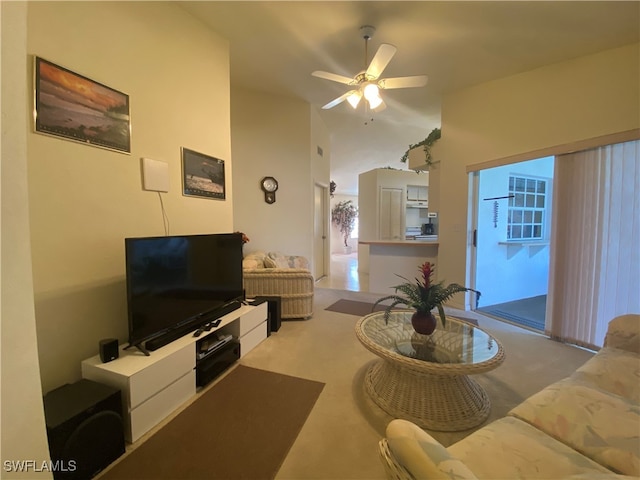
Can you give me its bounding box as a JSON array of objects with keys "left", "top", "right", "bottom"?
[{"left": 242, "top": 251, "right": 314, "bottom": 319}]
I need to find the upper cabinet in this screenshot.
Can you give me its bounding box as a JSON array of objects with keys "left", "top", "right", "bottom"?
[
  {"left": 406, "top": 185, "right": 428, "bottom": 206},
  {"left": 408, "top": 145, "right": 440, "bottom": 212}
]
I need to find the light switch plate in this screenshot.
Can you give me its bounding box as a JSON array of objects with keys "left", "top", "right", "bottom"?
[{"left": 141, "top": 157, "right": 169, "bottom": 192}]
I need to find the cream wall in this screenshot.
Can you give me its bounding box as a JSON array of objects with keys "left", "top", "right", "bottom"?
[
  {"left": 1, "top": 2, "right": 53, "bottom": 476},
  {"left": 27, "top": 2, "right": 233, "bottom": 393},
  {"left": 435, "top": 43, "right": 640, "bottom": 301},
  {"left": 310, "top": 106, "right": 332, "bottom": 275},
  {"left": 310, "top": 106, "right": 331, "bottom": 190},
  {"left": 231, "top": 86, "right": 330, "bottom": 274}
]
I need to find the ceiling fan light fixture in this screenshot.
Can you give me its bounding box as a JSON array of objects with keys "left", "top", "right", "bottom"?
[
  {"left": 347, "top": 91, "right": 362, "bottom": 108},
  {"left": 367, "top": 94, "right": 383, "bottom": 110},
  {"left": 363, "top": 83, "right": 379, "bottom": 101},
  {"left": 363, "top": 83, "right": 382, "bottom": 109}
]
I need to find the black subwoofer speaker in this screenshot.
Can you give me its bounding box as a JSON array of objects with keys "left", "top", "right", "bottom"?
[
  {"left": 255, "top": 295, "right": 282, "bottom": 334},
  {"left": 43, "top": 379, "right": 125, "bottom": 480}
]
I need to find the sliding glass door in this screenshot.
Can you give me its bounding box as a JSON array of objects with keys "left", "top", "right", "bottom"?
[
  {"left": 470, "top": 157, "right": 554, "bottom": 332},
  {"left": 469, "top": 140, "right": 639, "bottom": 349}
]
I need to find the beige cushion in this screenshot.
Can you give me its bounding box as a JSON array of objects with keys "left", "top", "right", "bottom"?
[
  {"left": 242, "top": 251, "right": 266, "bottom": 270},
  {"left": 508, "top": 378, "right": 640, "bottom": 476},
  {"left": 571, "top": 347, "right": 640, "bottom": 402},
  {"left": 265, "top": 251, "right": 310, "bottom": 269},
  {"left": 263, "top": 253, "right": 278, "bottom": 268},
  {"left": 449, "top": 416, "right": 612, "bottom": 479},
  {"left": 604, "top": 314, "right": 640, "bottom": 354}
]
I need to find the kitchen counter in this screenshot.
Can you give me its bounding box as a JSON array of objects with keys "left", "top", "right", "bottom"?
[
  {"left": 359, "top": 239, "right": 439, "bottom": 246},
  {"left": 358, "top": 240, "right": 439, "bottom": 294}
]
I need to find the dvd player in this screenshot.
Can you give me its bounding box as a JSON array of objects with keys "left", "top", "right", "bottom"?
[{"left": 197, "top": 333, "right": 233, "bottom": 360}]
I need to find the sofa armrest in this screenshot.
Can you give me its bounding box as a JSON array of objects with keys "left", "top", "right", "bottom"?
[
  {"left": 604, "top": 314, "right": 640, "bottom": 354},
  {"left": 383, "top": 419, "right": 478, "bottom": 480}
]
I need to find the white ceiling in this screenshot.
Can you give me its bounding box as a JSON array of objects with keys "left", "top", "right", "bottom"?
[{"left": 178, "top": 1, "right": 639, "bottom": 195}]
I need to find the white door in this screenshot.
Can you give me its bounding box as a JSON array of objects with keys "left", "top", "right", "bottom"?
[{"left": 313, "top": 184, "right": 328, "bottom": 280}]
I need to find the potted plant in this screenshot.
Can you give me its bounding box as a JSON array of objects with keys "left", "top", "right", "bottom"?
[
  {"left": 373, "top": 262, "right": 480, "bottom": 335},
  {"left": 400, "top": 127, "right": 441, "bottom": 167},
  {"left": 331, "top": 200, "right": 358, "bottom": 253}
]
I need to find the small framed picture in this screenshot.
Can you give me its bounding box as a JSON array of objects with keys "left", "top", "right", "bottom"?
[
  {"left": 181, "top": 147, "right": 226, "bottom": 200},
  {"left": 34, "top": 56, "right": 131, "bottom": 154}
]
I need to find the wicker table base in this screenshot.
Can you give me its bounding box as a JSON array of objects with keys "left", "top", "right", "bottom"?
[
  {"left": 364, "top": 359, "right": 491, "bottom": 431},
  {"left": 356, "top": 312, "right": 504, "bottom": 432}
]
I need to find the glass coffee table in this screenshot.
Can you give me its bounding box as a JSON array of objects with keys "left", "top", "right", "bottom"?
[{"left": 355, "top": 310, "right": 505, "bottom": 431}]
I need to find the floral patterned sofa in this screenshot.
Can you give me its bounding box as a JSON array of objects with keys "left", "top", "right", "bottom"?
[
  {"left": 379, "top": 314, "right": 640, "bottom": 480},
  {"left": 242, "top": 251, "right": 314, "bottom": 319}
]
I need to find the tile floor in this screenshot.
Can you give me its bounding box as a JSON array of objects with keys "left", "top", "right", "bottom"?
[{"left": 315, "top": 252, "right": 368, "bottom": 292}]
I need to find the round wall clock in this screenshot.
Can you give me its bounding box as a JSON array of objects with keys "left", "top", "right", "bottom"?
[{"left": 260, "top": 176, "right": 279, "bottom": 204}]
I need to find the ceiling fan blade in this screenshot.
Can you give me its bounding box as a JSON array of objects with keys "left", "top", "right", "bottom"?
[
  {"left": 321, "top": 90, "right": 358, "bottom": 110},
  {"left": 366, "top": 43, "right": 397, "bottom": 79},
  {"left": 312, "top": 70, "right": 354, "bottom": 85},
  {"left": 379, "top": 75, "right": 429, "bottom": 89}
]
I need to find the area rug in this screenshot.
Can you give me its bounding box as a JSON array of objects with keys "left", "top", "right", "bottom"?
[
  {"left": 100, "top": 365, "right": 325, "bottom": 480},
  {"left": 325, "top": 299, "right": 479, "bottom": 326},
  {"left": 325, "top": 299, "right": 392, "bottom": 317}
]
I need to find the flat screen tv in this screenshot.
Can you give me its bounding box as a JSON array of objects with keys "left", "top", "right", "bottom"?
[{"left": 124, "top": 233, "right": 244, "bottom": 354}]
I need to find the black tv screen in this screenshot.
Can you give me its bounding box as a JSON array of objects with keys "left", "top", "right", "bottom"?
[{"left": 125, "top": 233, "right": 244, "bottom": 352}]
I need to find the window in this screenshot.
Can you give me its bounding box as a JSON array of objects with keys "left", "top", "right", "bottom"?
[
  {"left": 350, "top": 218, "right": 359, "bottom": 239},
  {"left": 507, "top": 175, "right": 547, "bottom": 240}
]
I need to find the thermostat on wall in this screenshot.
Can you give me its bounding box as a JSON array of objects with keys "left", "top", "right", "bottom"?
[{"left": 141, "top": 157, "right": 169, "bottom": 192}]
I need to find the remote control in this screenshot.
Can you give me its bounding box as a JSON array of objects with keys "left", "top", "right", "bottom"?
[{"left": 193, "top": 328, "right": 204, "bottom": 337}]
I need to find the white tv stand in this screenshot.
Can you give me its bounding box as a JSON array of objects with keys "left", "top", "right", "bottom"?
[{"left": 81, "top": 302, "right": 268, "bottom": 443}]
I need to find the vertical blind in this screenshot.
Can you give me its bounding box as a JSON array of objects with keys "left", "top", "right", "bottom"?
[{"left": 547, "top": 140, "right": 639, "bottom": 349}]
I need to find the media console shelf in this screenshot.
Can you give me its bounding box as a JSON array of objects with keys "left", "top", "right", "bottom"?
[{"left": 81, "top": 302, "right": 268, "bottom": 443}]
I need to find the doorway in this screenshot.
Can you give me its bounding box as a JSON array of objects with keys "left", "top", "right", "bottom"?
[
  {"left": 313, "top": 183, "right": 329, "bottom": 280},
  {"left": 471, "top": 156, "right": 555, "bottom": 331}
]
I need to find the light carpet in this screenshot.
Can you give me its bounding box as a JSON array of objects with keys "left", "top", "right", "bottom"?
[{"left": 100, "top": 288, "right": 595, "bottom": 480}]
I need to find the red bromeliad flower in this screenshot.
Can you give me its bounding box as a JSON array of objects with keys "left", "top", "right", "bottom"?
[{"left": 420, "top": 262, "right": 434, "bottom": 289}]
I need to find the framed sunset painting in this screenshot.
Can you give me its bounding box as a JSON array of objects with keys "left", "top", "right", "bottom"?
[{"left": 34, "top": 56, "right": 131, "bottom": 153}]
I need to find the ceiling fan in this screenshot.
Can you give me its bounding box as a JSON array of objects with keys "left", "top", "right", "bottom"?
[{"left": 312, "top": 25, "right": 428, "bottom": 111}]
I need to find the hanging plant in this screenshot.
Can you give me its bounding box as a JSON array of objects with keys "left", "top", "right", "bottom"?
[
  {"left": 400, "top": 127, "right": 441, "bottom": 166},
  {"left": 331, "top": 200, "right": 358, "bottom": 247}
]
